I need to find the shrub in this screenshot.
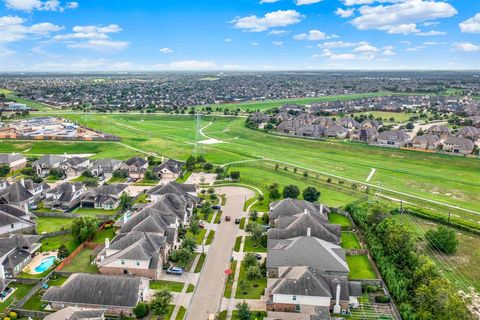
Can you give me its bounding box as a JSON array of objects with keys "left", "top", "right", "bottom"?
[
  {"left": 375, "top": 295, "right": 391, "bottom": 303},
  {"left": 133, "top": 302, "right": 150, "bottom": 319}
]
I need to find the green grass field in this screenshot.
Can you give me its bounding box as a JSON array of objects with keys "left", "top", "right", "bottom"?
[
  {"left": 346, "top": 255, "right": 377, "bottom": 279},
  {"left": 0, "top": 88, "right": 54, "bottom": 111},
  {"left": 150, "top": 280, "right": 185, "bottom": 292},
  {"left": 62, "top": 248, "right": 98, "bottom": 273},
  {"left": 0, "top": 283, "right": 34, "bottom": 312},
  {"left": 235, "top": 260, "right": 267, "bottom": 299},
  {"left": 41, "top": 233, "right": 80, "bottom": 252},
  {"left": 36, "top": 216, "right": 74, "bottom": 233},
  {"left": 329, "top": 213, "right": 353, "bottom": 228},
  {"left": 341, "top": 232, "right": 362, "bottom": 250},
  {"left": 243, "top": 236, "right": 267, "bottom": 253}
]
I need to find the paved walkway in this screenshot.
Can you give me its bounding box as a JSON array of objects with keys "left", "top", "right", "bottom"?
[{"left": 185, "top": 186, "right": 254, "bottom": 320}]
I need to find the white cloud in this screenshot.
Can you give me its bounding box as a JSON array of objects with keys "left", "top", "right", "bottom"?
[
  {"left": 350, "top": 1, "right": 457, "bottom": 35},
  {"left": 68, "top": 39, "right": 129, "bottom": 51},
  {"left": 0, "top": 15, "right": 63, "bottom": 42},
  {"left": 459, "top": 13, "right": 480, "bottom": 34},
  {"left": 4, "top": 0, "right": 78, "bottom": 12},
  {"left": 268, "top": 29, "right": 289, "bottom": 36},
  {"left": 295, "top": 0, "right": 322, "bottom": 5},
  {"left": 169, "top": 60, "right": 216, "bottom": 69},
  {"left": 336, "top": 8, "right": 355, "bottom": 18},
  {"left": 225, "top": 38, "right": 232, "bottom": 43},
  {"left": 159, "top": 47, "right": 174, "bottom": 54},
  {"left": 232, "top": 10, "right": 303, "bottom": 32},
  {"left": 415, "top": 30, "right": 446, "bottom": 36},
  {"left": 260, "top": 0, "right": 280, "bottom": 3},
  {"left": 353, "top": 43, "right": 379, "bottom": 52},
  {"left": 294, "top": 29, "right": 328, "bottom": 40},
  {"left": 319, "top": 40, "right": 365, "bottom": 48},
  {"left": 382, "top": 45, "right": 395, "bottom": 55},
  {"left": 251, "top": 42, "right": 260, "bottom": 46},
  {"left": 454, "top": 42, "right": 480, "bottom": 52},
  {"left": 272, "top": 41, "right": 283, "bottom": 47}
]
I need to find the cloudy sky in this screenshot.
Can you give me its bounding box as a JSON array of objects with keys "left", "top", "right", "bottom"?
[{"left": 0, "top": 0, "right": 479, "bottom": 71}]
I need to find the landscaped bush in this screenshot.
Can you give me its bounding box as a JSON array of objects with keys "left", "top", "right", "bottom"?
[{"left": 375, "top": 295, "right": 391, "bottom": 303}]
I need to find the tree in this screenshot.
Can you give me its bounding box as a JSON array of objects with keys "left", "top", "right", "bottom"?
[
  {"left": 119, "top": 192, "right": 133, "bottom": 210},
  {"left": 81, "top": 170, "right": 94, "bottom": 178},
  {"left": 269, "top": 187, "right": 281, "bottom": 200},
  {"left": 189, "top": 220, "right": 201, "bottom": 236},
  {"left": 150, "top": 289, "right": 172, "bottom": 319},
  {"left": 203, "top": 162, "right": 213, "bottom": 171},
  {"left": 144, "top": 170, "right": 158, "bottom": 181},
  {"left": 112, "top": 170, "right": 128, "bottom": 179},
  {"left": 196, "top": 155, "right": 206, "bottom": 164},
  {"left": 238, "top": 280, "right": 250, "bottom": 295},
  {"left": 245, "top": 222, "right": 264, "bottom": 246},
  {"left": 230, "top": 171, "right": 240, "bottom": 180},
  {"left": 57, "top": 244, "right": 69, "bottom": 259},
  {"left": 49, "top": 168, "right": 64, "bottom": 180},
  {"left": 71, "top": 216, "right": 98, "bottom": 243},
  {"left": 243, "top": 253, "right": 258, "bottom": 268},
  {"left": 83, "top": 177, "right": 99, "bottom": 187},
  {"left": 249, "top": 211, "right": 258, "bottom": 221},
  {"left": 303, "top": 187, "right": 320, "bottom": 202},
  {"left": 246, "top": 265, "right": 262, "bottom": 281},
  {"left": 0, "top": 164, "right": 10, "bottom": 177},
  {"left": 236, "top": 301, "right": 252, "bottom": 320},
  {"left": 169, "top": 248, "right": 194, "bottom": 269},
  {"left": 186, "top": 155, "right": 196, "bottom": 171},
  {"left": 181, "top": 236, "right": 197, "bottom": 252},
  {"left": 283, "top": 185, "right": 300, "bottom": 199},
  {"left": 133, "top": 302, "right": 150, "bottom": 319},
  {"left": 425, "top": 226, "right": 458, "bottom": 254}
]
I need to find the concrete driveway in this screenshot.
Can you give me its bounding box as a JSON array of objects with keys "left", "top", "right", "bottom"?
[{"left": 185, "top": 186, "right": 254, "bottom": 320}]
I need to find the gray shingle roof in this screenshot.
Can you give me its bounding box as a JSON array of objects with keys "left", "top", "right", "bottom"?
[
  {"left": 42, "top": 273, "right": 144, "bottom": 307},
  {"left": 0, "top": 154, "right": 25, "bottom": 165},
  {"left": 0, "top": 181, "right": 34, "bottom": 204},
  {"left": 269, "top": 198, "right": 327, "bottom": 220}
]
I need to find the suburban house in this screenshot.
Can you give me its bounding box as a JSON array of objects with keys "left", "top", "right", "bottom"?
[
  {"left": 146, "top": 181, "right": 197, "bottom": 203},
  {"left": 80, "top": 184, "right": 128, "bottom": 210},
  {"left": 442, "top": 137, "right": 475, "bottom": 155},
  {"left": 0, "top": 180, "right": 38, "bottom": 207},
  {"left": 115, "top": 205, "right": 179, "bottom": 247},
  {"left": 277, "top": 119, "right": 302, "bottom": 135},
  {"left": 44, "top": 307, "right": 106, "bottom": 320},
  {"left": 150, "top": 193, "right": 195, "bottom": 225},
  {"left": 91, "top": 159, "right": 123, "bottom": 177},
  {"left": 42, "top": 273, "right": 149, "bottom": 316},
  {"left": 44, "top": 182, "right": 86, "bottom": 210},
  {"left": 296, "top": 124, "right": 326, "bottom": 138},
  {"left": 268, "top": 211, "right": 341, "bottom": 244},
  {"left": 266, "top": 266, "right": 362, "bottom": 315},
  {"left": 466, "top": 115, "right": 480, "bottom": 127},
  {"left": 350, "top": 127, "right": 378, "bottom": 143},
  {"left": 339, "top": 117, "right": 359, "bottom": 130},
  {"left": 360, "top": 119, "right": 380, "bottom": 129},
  {"left": 266, "top": 236, "right": 349, "bottom": 278},
  {"left": 248, "top": 112, "right": 271, "bottom": 125},
  {"left": 324, "top": 125, "right": 348, "bottom": 139},
  {"left": 273, "top": 112, "right": 293, "bottom": 123},
  {"left": 0, "top": 204, "right": 36, "bottom": 236},
  {"left": 120, "top": 157, "right": 148, "bottom": 179},
  {"left": 375, "top": 130, "right": 410, "bottom": 147},
  {"left": 32, "top": 155, "right": 67, "bottom": 177},
  {"left": 410, "top": 134, "right": 441, "bottom": 150},
  {"left": 279, "top": 104, "right": 305, "bottom": 113},
  {"left": 0, "top": 234, "right": 42, "bottom": 277},
  {"left": 0, "top": 154, "right": 27, "bottom": 172},
  {"left": 456, "top": 126, "right": 480, "bottom": 141},
  {"left": 269, "top": 198, "right": 329, "bottom": 226},
  {"left": 314, "top": 117, "right": 336, "bottom": 128},
  {"left": 425, "top": 125, "right": 451, "bottom": 141},
  {"left": 96, "top": 231, "right": 170, "bottom": 279},
  {"left": 60, "top": 157, "right": 91, "bottom": 177},
  {"left": 151, "top": 159, "right": 185, "bottom": 179}
]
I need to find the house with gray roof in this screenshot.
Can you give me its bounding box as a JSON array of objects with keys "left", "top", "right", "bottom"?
[
  {"left": 120, "top": 157, "right": 148, "bottom": 179},
  {"left": 152, "top": 159, "right": 185, "bottom": 179},
  {"left": 61, "top": 157, "right": 91, "bottom": 177},
  {"left": 33, "top": 155, "right": 67, "bottom": 177},
  {"left": 91, "top": 159, "right": 123, "bottom": 177},
  {"left": 44, "top": 307, "right": 106, "bottom": 320},
  {"left": 360, "top": 119, "right": 380, "bottom": 129},
  {"left": 443, "top": 137, "right": 475, "bottom": 155},
  {"left": 339, "top": 117, "right": 359, "bottom": 130},
  {"left": 273, "top": 112, "right": 293, "bottom": 123},
  {"left": 410, "top": 134, "right": 441, "bottom": 150},
  {"left": 375, "top": 130, "right": 410, "bottom": 147},
  {"left": 0, "top": 180, "right": 37, "bottom": 207},
  {"left": 0, "top": 234, "right": 42, "bottom": 277},
  {"left": 324, "top": 125, "right": 348, "bottom": 139},
  {"left": 269, "top": 198, "right": 329, "bottom": 226},
  {"left": 248, "top": 112, "right": 271, "bottom": 124},
  {"left": 96, "top": 231, "right": 170, "bottom": 280},
  {"left": 425, "top": 125, "right": 451, "bottom": 141},
  {"left": 266, "top": 266, "right": 362, "bottom": 315},
  {"left": 44, "top": 182, "right": 86, "bottom": 210},
  {"left": 456, "top": 126, "right": 480, "bottom": 141},
  {"left": 150, "top": 193, "right": 195, "bottom": 225},
  {"left": 0, "top": 154, "right": 26, "bottom": 172},
  {"left": 80, "top": 184, "right": 127, "bottom": 210},
  {"left": 314, "top": 117, "right": 336, "bottom": 128},
  {"left": 42, "top": 273, "right": 149, "bottom": 316},
  {"left": 146, "top": 182, "right": 197, "bottom": 203},
  {"left": 0, "top": 204, "right": 35, "bottom": 236},
  {"left": 296, "top": 124, "right": 326, "bottom": 139},
  {"left": 268, "top": 211, "right": 341, "bottom": 244},
  {"left": 266, "top": 236, "right": 349, "bottom": 278},
  {"left": 350, "top": 127, "right": 378, "bottom": 143},
  {"left": 277, "top": 119, "right": 302, "bottom": 135}
]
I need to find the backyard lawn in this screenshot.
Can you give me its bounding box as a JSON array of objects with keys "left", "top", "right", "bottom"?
[
  {"left": 235, "top": 261, "right": 267, "bottom": 299},
  {"left": 93, "top": 227, "right": 116, "bottom": 244},
  {"left": 329, "top": 213, "right": 352, "bottom": 228},
  {"left": 243, "top": 236, "right": 267, "bottom": 253},
  {"left": 73, "top": 207, "right": 119, "bottom": 216},
  {"left": 346, "top": 255, "right": 377, "bottom": 279},
  {"left": 41, "top": 233, "right": 80, "bottom": 252},
  {"left": 62, "top": 248, "right": 98, "bottom": 273},
  {"left": 0, "top": 283, "right": 34, "bottom": 312},
  {"left": 36, "top": 216, "right": 74, "bottom": 233},
  {"left": 341, "top": 232, "right": 362, "bottom": 250},
  {"left": 150, "top": 280, "right": 185, "bottom": 292}
]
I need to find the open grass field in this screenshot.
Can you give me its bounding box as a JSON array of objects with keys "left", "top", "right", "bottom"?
[
  {"left": 351, "top": 110, "right": 413, "bottom": 123},
  {"left": 0, "top": 88, "right": 54, "bottom": 111}
]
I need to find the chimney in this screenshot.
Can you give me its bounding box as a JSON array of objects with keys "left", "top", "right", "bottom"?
[
  {"left": 307, "top": 227, "right": 311, "bottom": 237},
  {"left": 20, "top": 178, "right": 25, "bottom": 187},
  {"left": 0, "top": 264, "right": 5, "bottom": 279},
  {"left": 123, "top": 212, "right": 129, "bottom": 224},
  {"left": 105, "top": 237, "right": 110, "bottom": 249},
  {"left": 24, "top": 203, "right": 29, "bottom": 214},
  {"left": 161, "top": 156, "right": 165, "bottom": 163},
  {"left": 71, "top": 184, "right": 76, "bottom": 193},
  {"left": 320, "top": 203, "right": 324, "bottom": 214},
  {"left": 333, "top": 282, "right": 341, "bottom": 314},
  {"left": 304, "top": 208, "right": 308, "bottom": 215}
]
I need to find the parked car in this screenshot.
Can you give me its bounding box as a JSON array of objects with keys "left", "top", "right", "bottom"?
[
  {"left": 212, "top": 205, "right": 221, "bottom": 210},
  {"left": 261, "top": 225, "right": 271, "bottom": 231},
  {"left": 255, "top": 253, "right": 262, "bottom": 260},
  {"left": 225, "top": 215, "right": 231, "bottom": 222},
  {"left": 166, "top": 267, "right": 184, "bottom": 276},
  {"left": 234, "top": 218, "right": 241, "bottom": 224},
  {"left": 199, "top": 221, "right": 206, "bottom": 229}
]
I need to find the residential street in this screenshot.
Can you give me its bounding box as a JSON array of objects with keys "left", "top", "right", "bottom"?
[{"left": 185, "top": 186, "right": 254, "bottom": 320}]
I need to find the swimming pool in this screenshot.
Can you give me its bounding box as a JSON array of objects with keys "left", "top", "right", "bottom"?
[{"left": 34, "top": 256, "right": 56, "bottom": 273}]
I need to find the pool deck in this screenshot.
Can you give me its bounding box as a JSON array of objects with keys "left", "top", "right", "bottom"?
[{"left": 23, "top": 252, "right": 57, "bottom": 275}]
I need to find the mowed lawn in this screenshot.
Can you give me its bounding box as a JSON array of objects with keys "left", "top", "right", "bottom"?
[
  {"left": 341, "top": 232, "right": 362, "bottom": 250},
  {"left": 346, "top": 255, "right": 377, "bottom": 279},
  {"left": 62, "top": 248, "right": 98, "bottom": 273},
  {"left": 36, "top": 216, "right": 74, "bottom": 233}
]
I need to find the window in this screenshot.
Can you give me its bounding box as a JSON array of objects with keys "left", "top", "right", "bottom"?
[
  {"left": 292, "top": 295, "right": 296, "bottom": 301},
  {"left": 10, "top": 224, "right": 14, "bottom": 229},
  {"left": 121, "top": 260, "right": 125, "bottom": 265},
  {"left": 136, "top": 261, "right": 140, "bottom": 266}
]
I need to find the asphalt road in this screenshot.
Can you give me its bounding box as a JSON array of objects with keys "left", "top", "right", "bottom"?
[{"left": 185, "top": 186, "right": 254, "bottom": 320}]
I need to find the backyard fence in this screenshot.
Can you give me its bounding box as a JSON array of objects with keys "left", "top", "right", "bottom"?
[
  {"left": 55, "top": 241, "right": 97, "bottom": 272},
  {"left": 12, "top": 272, "right": 54, "bottom": 309}
]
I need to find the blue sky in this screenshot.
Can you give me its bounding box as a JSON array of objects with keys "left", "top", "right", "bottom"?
[{"left": 0, "top": 0, "right": 479, "bottom": 71}]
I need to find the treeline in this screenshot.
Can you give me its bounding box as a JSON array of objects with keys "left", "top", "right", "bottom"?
[{"left": 346, "top": 202, "right": 472, "bottom": 320}]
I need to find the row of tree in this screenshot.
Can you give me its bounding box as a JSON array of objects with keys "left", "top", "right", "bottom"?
[
  {"left": 267, "top": 183, "right": 320, "bottom": 202},
  {"left": 346, "top": 202, "right": 471, "bottom": 320}
]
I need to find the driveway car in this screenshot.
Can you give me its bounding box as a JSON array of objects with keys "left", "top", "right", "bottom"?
[{"left": 166, "top": 267, "right": 184, "bottom": 276}]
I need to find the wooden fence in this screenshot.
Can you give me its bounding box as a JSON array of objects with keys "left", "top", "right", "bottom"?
[{"left": 55, "top": 241, "right": 97, "bottom": 272}]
